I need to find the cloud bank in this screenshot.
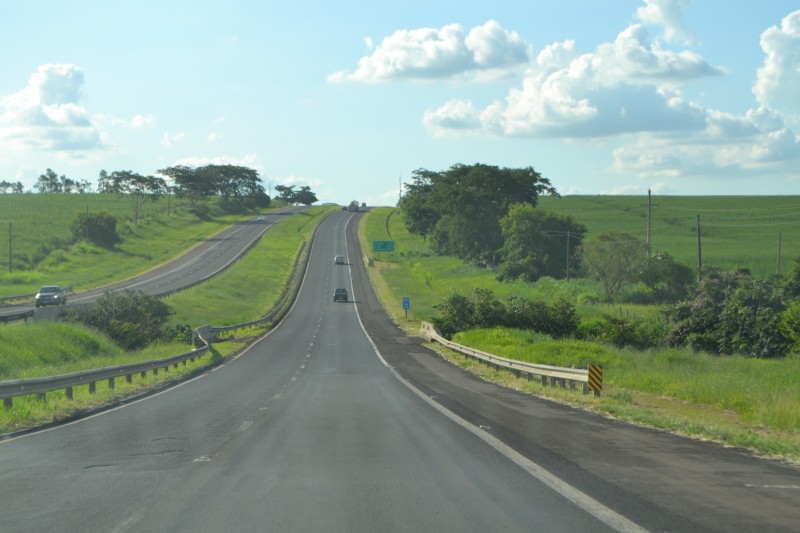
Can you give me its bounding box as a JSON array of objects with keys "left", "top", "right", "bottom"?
[{"left": 0, "top": 63, "right": 107, "bottom": 154}]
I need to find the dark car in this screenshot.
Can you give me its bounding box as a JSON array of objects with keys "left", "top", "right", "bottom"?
[
  {"left": 333, "top": 288, "right": 348, "bottom": 302},
  {"left": 334, "top": 255, "right": 345, "bottom": 265},
  {"left": 35, "top": 285, "right": 67, "bottom": 307}
]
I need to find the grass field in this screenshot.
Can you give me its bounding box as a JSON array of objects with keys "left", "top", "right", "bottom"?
[
  {"left": 360, "top": 205, "right": 800, "bottom": 462},
  {"left": 538, "top": 195, "right": 800, "bottom": 278},
  {"left": 0, "top": 194, "right": 281, "bottom": 295}
]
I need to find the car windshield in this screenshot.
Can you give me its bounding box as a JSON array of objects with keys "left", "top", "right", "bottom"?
[{"left": 39, "top": 286, "right": 59, "bottom": 293}]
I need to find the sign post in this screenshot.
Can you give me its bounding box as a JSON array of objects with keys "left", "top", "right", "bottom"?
[{"left": 402, "top": 297, "right": 410, "bottom": 319}]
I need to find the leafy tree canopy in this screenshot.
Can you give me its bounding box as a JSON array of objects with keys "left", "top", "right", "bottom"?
[
  {"left": 399, "top": 163, "right": 558, "bottom": 266},
  {"left": 498, "top": 205, "right": 585, "bottom": 282},
  {"left": 274, "top": 184, "right": 318, "bottom": 206}
]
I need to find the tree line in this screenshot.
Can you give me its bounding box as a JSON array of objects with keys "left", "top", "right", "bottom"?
[{"left": 399, "top": 163, "right": 800, "bottom": 358}]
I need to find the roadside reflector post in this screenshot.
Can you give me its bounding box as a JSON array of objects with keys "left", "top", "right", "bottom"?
[{"left": 588, "top": 363, "right": 603, "bottom": 397}]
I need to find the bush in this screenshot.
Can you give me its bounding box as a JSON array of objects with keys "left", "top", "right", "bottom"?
[
  {"left": 578, "top": 315, "right": 668, "bottom": 349},
  {"left": 69, "top": 290, "right": 174, "bottom": 350},
  {"left": 432, "top": 289, "right": 578, "bottom": 339},
  {"left": 70, "top": 210, "right": 122, "bottom": 248}
]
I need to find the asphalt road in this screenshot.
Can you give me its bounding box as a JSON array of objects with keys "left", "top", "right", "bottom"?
[{"left": 1, "top": 209, "right": 798, "bottom": 532}]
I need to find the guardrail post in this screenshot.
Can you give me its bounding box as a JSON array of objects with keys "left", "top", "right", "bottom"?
[
  {"left": 66, "top": 387, "right": 73, "bottom": 400},
  {"left": 126, "top": 374, "right": 133, "bottom": 384},
  {"left": 541, "top": 375, "right": 547, "bottom": 386},
  {"left": 588, "top": 363, "right": 603, "bottom": 397},
  {"left": 37, "top": 392, "right": 46, "bottom": 402},
  {"left": 108, "top": 377, "right": 115, "bottom": 390},
  {"left": 4, "top": 398, "right": 12, "bottom": 409},
  {"left": 89, "top": 381, "right": 96, "bottom": 394}
]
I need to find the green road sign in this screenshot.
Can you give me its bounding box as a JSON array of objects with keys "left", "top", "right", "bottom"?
[{"left": 372, "top": 240, "right": 395, "bottom": 252}]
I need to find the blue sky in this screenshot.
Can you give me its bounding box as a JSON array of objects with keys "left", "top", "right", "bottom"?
[{"left": 1, "top": 0, "right": 799, "bottom": 205}]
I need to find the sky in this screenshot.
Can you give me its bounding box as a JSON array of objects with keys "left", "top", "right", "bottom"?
[{"left": 1, "top": 0, "right": 799, "bottom": 206}]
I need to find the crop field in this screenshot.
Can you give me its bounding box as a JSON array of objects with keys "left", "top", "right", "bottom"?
[{"left": 538, "top": 195, "right": 800, "bottom": 278}]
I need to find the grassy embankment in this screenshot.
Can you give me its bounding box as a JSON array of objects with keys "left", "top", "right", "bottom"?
[
  {"left": 0, "top": 203, "right": 335, "bottom": 433},
  {"left": 0, "top": 193, "right": 272, "bottom": 295},
  {"left": 360, "top": 205, "right": 800, "bottom": 463}
]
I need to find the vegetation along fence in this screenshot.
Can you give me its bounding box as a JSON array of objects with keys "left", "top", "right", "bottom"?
[{"left": 419, "top": 322, "right": 602, "bottom": 396}]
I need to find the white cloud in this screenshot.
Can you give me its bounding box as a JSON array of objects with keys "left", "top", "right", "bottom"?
[
  {"left": 425, "top": 24, "right": 720, "bottom": 138},
  {"left": 207, "top": 133, "right": 222, "bottom": 142},
  {"left": 754, "top": 10, "right": 800, "bottom": 113},
  {"left": 328, "top": 20, "right": 532, "bottom": 83},
  {"left": 635, "top": 0, "right": 696, "bottom": 45},
  {"left": 131, "top": 114, "right": 155, "bottom": 128},
  {"left": 612, "top": 107, "right": 800, "bottom": 179},
  {"left": 0, "top": 63, "right": 107, "bottom": 153},
  {"left": 161, "top": 132, "right": 186, "bottom": 148}
]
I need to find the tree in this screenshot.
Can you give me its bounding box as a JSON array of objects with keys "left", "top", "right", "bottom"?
[
  {"left": 294, "top": 185, "right": 318, "bottom": 206},
  {"left": 96, "top": 170, "right": 121, "bottom": 194},
  {"left": 274, "top": 184, "right": 318, "bottom": 205},
  {"left": 110, "top": 170, "right": 166, "bottom": 224},
  {"left": 498, "top": 204, "right": 585, "bottom": 282},
  {"left": 198, "top": 164, "right": 265, "bottom": 201},
  {"left": 274, "top": 184, "right": 295, "bottom": 204},
  {"left": 158, "top": 165, "right": 215, "bottom": 208},
  {"left": 35, "top": 168, "right": 62, "bottom": 193},
  {"left": 398, "top": 163, "right": 558, "bottom": 266},
  {"left": 70, "top": 211, "right": 122, "bottom": 248},
  {"left": 583, "top": 231, "right": 645, "bottom": 299},
  {"left": 638, "top": 252, "right": 694, "bottom": 303},
  {"left": 398, "top": 170, "right": 439, "bottom": 239}
]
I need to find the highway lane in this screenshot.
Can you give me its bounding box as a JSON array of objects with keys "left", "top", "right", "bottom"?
[
  {"left": 0, "top": 210, "right": 622, "bottom": 532},
  {"left": 0, "top": 206, "right": 303, "bottom": 320}
]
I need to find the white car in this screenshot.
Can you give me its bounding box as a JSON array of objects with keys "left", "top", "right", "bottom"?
[{"left": 334, "top": 255, "right": 345, "bottom": 265}]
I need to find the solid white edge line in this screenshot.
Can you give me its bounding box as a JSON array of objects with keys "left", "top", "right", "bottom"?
[{"left": 343, "top": 214, "right": 649, "bottom": 533}]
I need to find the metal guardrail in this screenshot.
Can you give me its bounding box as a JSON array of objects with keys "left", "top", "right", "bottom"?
[
  {"left": 419, "top": 322, "right": 601, "bottom": 395},
  {"left": 0, "top": 310, "right": 34, "bottom": 324},
  {"left": 0, "top": 338, "right": 210, "bottom": 408}
]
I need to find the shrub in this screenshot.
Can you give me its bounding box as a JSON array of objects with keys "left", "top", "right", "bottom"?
[
  {"left": 70, "top": 210, "right": 122, "bottom": 248},
  {"left": 69, "top": 290, "right": 173, "bottom": 350}
]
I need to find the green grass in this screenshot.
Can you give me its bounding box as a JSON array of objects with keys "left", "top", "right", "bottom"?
[
  {"left": 361, "top": 206, "right": 800, "bottom": 462},
  {"left": 165, "top": 206, "right": 335, "bottom": 327},
  {"left": 0, "top": 194, "right": 278, "bottom": 295},
  {"left": 538, "top": 195, "right": 800, "bottom": 278}
]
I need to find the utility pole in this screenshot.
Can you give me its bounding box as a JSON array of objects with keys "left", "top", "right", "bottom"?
[
  {"left": 8, "top": 222, "right": 11, "bottom": 273},
  {"left": 696, "top": 214, "right": 702, "bottom": 284},
  {"left": 777, "top": 232, "right": 782, "bottom": 275},
  {"left": 647, "top": 189, "right": 652, "bottom": 259},
  {"left": 566, "top": 231, "right": 570, "bottom": 282}
]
